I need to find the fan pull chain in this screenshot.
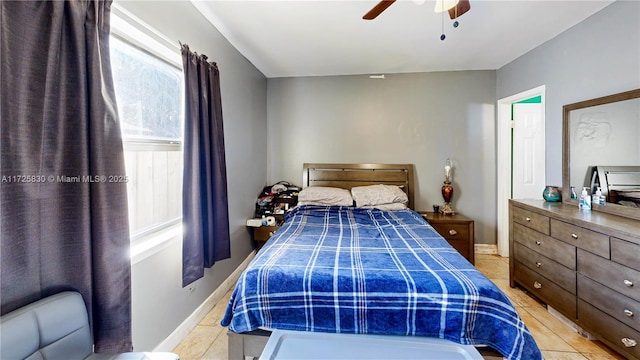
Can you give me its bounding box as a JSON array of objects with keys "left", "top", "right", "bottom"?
[
  {"left": 441, "top": 3, "right": 464, "bottom": 41},
  {"left": 440, "top": 10, "right": 446, "bottom": 40},
  {"left": 453, "top": 5, "right": 459, "bottom": 28}
]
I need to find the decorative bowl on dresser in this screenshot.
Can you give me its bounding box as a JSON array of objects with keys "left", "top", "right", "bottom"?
[{"left": 509, "top": 199, "right": 640, "bottom": 359}]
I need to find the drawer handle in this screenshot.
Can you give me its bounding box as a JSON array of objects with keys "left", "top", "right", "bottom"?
[
  {"left": 621, "top": 338, "right": 637, "bottom": 348},
  {"left": 535, "top": 240, "right": 542, "bottom": 246},
  {"left": 624, "top": 309, "right": 634, "bottom": 317},
  {"left": 448, "top": 229, "right": 458, "bottom": 236},
  {"left": 571, "top": 233, "right": 579, "bottom": 239},
  {"left": 535, "top": 262, "right": 542, "bottom": 268},
  {"left": 525, "top": 217, "right": 531, "bottom": 222},
  {"left": 533, "top": 281, "right": 542, "bottom": 289},
  {"left": 624, "top": 279, "right": 634, "bottom": 287}
]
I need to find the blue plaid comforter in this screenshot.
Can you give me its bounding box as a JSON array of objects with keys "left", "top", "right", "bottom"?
[{"left": 222, "top": 205, "right": 542, "bottom": 360}]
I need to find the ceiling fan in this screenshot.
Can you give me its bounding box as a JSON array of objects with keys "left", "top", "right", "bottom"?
[{"left": 362, "top": 0, "right": 471, "bottom": 20}]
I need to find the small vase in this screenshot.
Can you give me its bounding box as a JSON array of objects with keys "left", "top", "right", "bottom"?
[
  {"left": 441, "top": 181, "right": 453, "bottom": 203},
  {"left": 441, "top": 181, "right": 455, "bottom": 215},
  {"left": 543, "top": 186, "right": 562, "bottom": 202}
]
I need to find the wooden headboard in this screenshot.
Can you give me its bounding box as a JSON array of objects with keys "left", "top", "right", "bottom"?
[
  {"left": 302, "top": 163, "right": 415, "bottom": 210},
  {"left": 592, "top": 165, "right": 640, "bottom": 202}
]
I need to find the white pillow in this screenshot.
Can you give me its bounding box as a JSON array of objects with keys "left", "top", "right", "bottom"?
[
  {"left": 351, "top": 184, "right": 408, "bottom": 207},
  {"left": 297, "top": 186, "right": 353, "bottom": 206}
]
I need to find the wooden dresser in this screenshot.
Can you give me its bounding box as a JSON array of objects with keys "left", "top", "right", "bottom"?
[{"left": 509, "top": 199, "right": 640, "bottom": 359}]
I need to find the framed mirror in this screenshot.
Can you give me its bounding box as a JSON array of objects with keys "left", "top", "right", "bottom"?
[{"left": 562, "top": 88, "right": 640, "bottom": 220}]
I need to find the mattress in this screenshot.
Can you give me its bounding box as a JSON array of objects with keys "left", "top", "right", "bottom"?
[{"left": 222, "top": 205, "right": 542, "bottom": 360}]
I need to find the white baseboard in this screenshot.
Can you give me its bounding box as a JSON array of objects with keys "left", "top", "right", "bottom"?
[
  {"left": 474, "top": 244, "right": 498, "bottom": 255},
  {"left": 154, "top": 250, "right": 256, "bottom": 352}
]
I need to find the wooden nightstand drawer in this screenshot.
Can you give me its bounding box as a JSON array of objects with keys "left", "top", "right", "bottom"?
[
  {"left": 430, "top": 223, "right": 469, "bottom": 241},
  {"left": 445, "top": 238, "right": 471, "bottom": 264},
  {"left": 420, "top": 212, "right": 474, "bottom": 264},
  {"left": 254, "top": 225, "right": 279, "bottom": 241}
]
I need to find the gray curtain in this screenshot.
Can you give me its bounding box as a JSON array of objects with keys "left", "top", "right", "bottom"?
[
  {"left": 0, "top": 0, "right": 132, "bottom": 352},
  {"left": 181, "top": 44, "right": 231, "bottom": 287}
]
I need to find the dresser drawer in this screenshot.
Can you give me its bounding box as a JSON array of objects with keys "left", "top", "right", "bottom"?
[
  {"left": 578, "top": 299, "right": 640, "bottom": 360},
  {"left": 511, "top": 206, "right": 550, "bottom": 235},
  {"left": 513, "top": 223, "right": 576, "bottom": 269},
  {"left": 578, "top": 249, "right": 640, "bottom": 300},
  {"left": 578, "top": 274, "right": 640, "bottom": 331},
  {"left": 550, "top": 219, "right": 609, "bottom": 258},
  {"left": 514, "top": 242, "right": 576, "bottom": 294},
  {"left": 514, "top": 261, "right": 576, "bottom": 318},
  {"left": 612, "top": 237, "right": 640, "bottom": 272}
]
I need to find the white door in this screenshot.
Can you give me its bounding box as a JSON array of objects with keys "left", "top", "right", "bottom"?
[
  {"left": 512, "top": 103, "right": 545, "bottom": 199},
  {"left": 497, "top": 86, "right": 545, "bottom": 257}
]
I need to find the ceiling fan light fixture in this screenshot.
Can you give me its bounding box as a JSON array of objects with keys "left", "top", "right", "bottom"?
[{"left": 434, "top": 0, "right": 459, "bottom": 13}]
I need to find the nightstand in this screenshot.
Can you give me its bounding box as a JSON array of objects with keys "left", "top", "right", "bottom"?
[
  {"left": 252, "top": 225, "right": 280, "bottom": 249},
  {"left": 419, "top": 212, "right": 475, "bottom": 265}
]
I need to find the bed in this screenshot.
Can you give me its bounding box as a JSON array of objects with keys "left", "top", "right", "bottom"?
[{"left": 222, "top": 163, "right": 541, "bottom": 360}]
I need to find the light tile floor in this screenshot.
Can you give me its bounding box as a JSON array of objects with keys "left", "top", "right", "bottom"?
[{"left": 172, "top": 254, "right": 625, "bottom": 360}]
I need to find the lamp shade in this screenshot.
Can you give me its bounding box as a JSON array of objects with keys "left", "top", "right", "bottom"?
[{"left": 434, "top": 0, "right": 459, "bottom": 13}]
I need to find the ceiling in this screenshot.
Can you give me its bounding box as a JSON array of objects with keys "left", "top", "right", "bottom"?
[{"left": 192, "top": 0, "right": 614, "bottom": 78}]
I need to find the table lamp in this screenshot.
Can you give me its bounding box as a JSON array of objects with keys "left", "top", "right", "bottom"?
[{"left": 441, "top": 158, "right": 456, "bottom": 215}]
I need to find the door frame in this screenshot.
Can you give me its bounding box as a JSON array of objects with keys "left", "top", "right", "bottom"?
[{"left": 496, "top": 85, "right": 546, "bottom": 257}]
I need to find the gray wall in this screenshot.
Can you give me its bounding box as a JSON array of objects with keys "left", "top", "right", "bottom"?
[
  {"left": 116, "top": 0, "right": 267, "bottom": 350},
  {"left": 267, "top": 71, "right": 497, "bottom": 245},
  {"left": 497, "top": 0, "right": 640, "bottom": 187}
]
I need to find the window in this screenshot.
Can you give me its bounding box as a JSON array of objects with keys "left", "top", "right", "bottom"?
[
  {"left": 110, "top": 35, "right": 184, "bottom": 239},
  {"left": 111, "top": 37, "right": 183, "bottom": 141}
]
